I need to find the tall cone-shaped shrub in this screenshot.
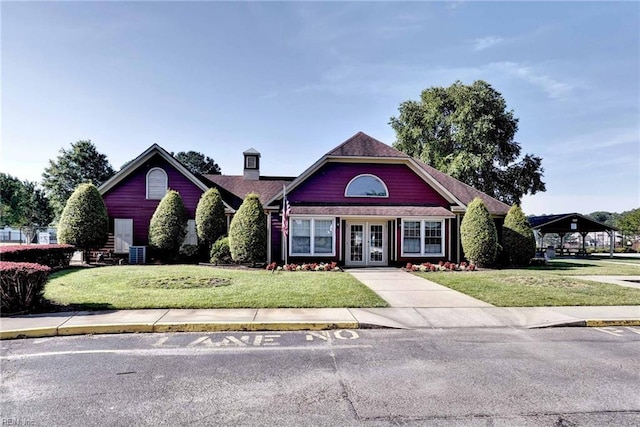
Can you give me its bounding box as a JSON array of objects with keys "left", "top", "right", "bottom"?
[
  {"left": 460, "top": 197, "right": 498, "bottom": 267},
  {"left": 503, "top": 204, "right": 535, "bottom": 266},
  {"left": 148, "top": 190, "right": 187, "bottom": 260},
  {"left": 195, "top": 188, "right": 226, "bottom": 248},
  {"left": 58, "top": 183, "right": 108, "bottom": 260},
  {"left": 229, "top": 193, "right": 266, "bottom": 264}
]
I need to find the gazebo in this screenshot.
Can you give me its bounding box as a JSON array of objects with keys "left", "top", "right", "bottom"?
[{"left": 528, "top": 213, "right": 618, "bottom": 257}]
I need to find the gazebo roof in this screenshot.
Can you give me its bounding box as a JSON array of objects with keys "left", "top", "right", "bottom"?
[{"left": 528, "top": 213, "right": 618, "bottom": 234}]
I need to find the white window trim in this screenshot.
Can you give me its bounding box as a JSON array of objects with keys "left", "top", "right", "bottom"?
[
  {"left": 401, "top": 218, "right": 445, "bottom": 257},
  {"left": 344, "top": 174, "right": 389, "bottom": 198},
  {"left": 289, "top": 216, "right": 336, "bottom": 257},
  {"left": 146, "top": 167, "right": 168, "bottom": 200}
]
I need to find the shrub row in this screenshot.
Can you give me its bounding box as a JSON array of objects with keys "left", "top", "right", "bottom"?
[
  {"left": 266, "top": 262, "right": 340, "bottom": 272},
  {"left": 0, "top": 262, "right": 51, "bottom": 314},
  {"left": 0, "top": 244, "right": 75, "bottom": 270},
  {"left": 405, "top": 261, "right": 476, "bottom": 272}
]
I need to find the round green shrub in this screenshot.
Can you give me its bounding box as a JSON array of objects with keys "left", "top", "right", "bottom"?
[
  {"left": 195, "top": 188, "right": 226, "bottom": 247},
  {"left": 460, "top": 197, "right": 498, "bottom": 267},
  {"left": 210, "top": 236, "right": 232, "bottom": 264},
  {"left": 228, "top": 193, "right": 266, "bottom": 264},
  {"left": 148, "top": 190, "right": 187, "bottom": 260},
  {"left": 502, "top": 204, "right": 536, "bottom": 267},
  {"left": 57, "top": 183, "right": 108, "bottom": 251}
]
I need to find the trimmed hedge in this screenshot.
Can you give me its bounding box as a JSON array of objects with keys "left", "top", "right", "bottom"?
[
  {"left": 460, "top": 198, "right": 498, "bottom": 267},
  {"left": 149, "top": 190, "right": 188, "bottom": 260},
  {"left": 0, "top": 244, "right": 75, "bottom": 270},
  {"left": 196, "top": 188, "right": 226, "bottom": 248},
  {"left": 229, "top": 193, "right": 267, "bottom": 264},
  {"left": 58, "top": 183, "right": 109, "bottom": 251},
  {"left": 210, "top": 236, "right": 232, "bottom": 264},
  {"left": 0, "top": 262, "right": 51, "bottom": 313},
  {"left": 503, "top": 205, "right": 536, "bottom": 267}
]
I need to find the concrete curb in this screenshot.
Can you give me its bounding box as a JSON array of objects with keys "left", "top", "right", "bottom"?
[{"left": 0, "top": 321, "right": 361, "bottom": 340}]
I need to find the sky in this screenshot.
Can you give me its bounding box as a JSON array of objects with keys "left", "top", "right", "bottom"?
[{"left": 1, "top": 1, "right": 638, "bottom": 216}]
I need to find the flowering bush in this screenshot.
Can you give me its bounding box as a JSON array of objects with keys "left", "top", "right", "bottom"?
[
  {"left": 0, "top": 262, "right": 51, "bottom": 313},
  {"left": 266, "top": 262, "right": 341, "bottom": 272},
  {"left": 405, "top": 261, "right": 476, "bottom": 272}
]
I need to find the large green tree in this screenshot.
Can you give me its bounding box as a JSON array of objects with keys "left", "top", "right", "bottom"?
[
  {"left": 195, "top": 188, "right": 226, "bottom": 248},
  {"left": 228, "top": 193, "right": 266, "bottom": 264},
  {"left": 58, "top": 183, "right": 109, "bottom": 260},
  {"left": 390, "top": 80, "right": 546, "bottom": 205},
  {"left": 174, "top": 151, "right": 221, "bottom": 175},
  {"left": 0, "top": 173, "right": 54, "bottom": 241},
  {"left": 617, "top": 208, "right": 640, "bottom": 239},
  {"left": 148, "top": 190, "right": 188, "bottom": 260},
  {"left": 42, "top": 140, "right": 115, "bottom": 216}
]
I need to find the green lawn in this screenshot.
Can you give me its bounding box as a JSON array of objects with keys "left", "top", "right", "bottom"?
[
  {"left": 44, "top": 265, "right": 388, "bottom": 310},
  {"left": 419, "top": 260, "right": 640, "bottom": 307}
]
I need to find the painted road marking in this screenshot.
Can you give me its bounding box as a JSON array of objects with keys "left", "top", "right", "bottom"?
[{"left": 594, "top": 327, "right": 640, "bottom": 337}]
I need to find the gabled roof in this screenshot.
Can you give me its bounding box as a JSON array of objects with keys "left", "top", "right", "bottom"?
[
  {"left": 265, "top": 132, "right": 510, "bottom": 215},
  {"left": 98, "top": 144, "right": 210, "bottom": 195},
  {"left": 327, "top": 131, "right": 409, "bottom": 158},
  {"left": 529, "top": 213, "right": 618, "bottom": 233},
  {"left": 202, "top": 175, "right": 294, "bottom": 209}
]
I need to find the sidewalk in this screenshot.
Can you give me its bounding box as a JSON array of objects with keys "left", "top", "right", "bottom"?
[{"left": 1, "top": 269, "right": 639, "bottom": 340}]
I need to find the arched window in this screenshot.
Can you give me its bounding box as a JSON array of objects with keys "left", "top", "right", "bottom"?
[
  {"left": 345, "top": 174, "right": 388, "bottom": 198},
  {"left": 146, "top": 168, "right": 168, "bottom": 200}
]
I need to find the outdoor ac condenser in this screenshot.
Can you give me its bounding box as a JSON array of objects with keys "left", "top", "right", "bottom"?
[{"left": 129, "top": 246, "right": 146, "bottom": 264}]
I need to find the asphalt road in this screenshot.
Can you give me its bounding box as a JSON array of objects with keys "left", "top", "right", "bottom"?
[{"left": 1, "top": 327, "right": 640, "bottom": 426}]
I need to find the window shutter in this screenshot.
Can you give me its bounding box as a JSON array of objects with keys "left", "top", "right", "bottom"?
[{"left": 147, "top": 168, "right": 168, "bottom": 199}]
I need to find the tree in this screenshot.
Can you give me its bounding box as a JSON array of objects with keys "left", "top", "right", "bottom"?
[
  {"left": 0, "top": 173, "right": 54, "bottom": 241},
  {"left": 174, "top": 151, "right": 221, "bottom": 175},
  {"left": 57, "top": 183, "right": 109, "bottom": 260},
  {"left": 42, "top": 140, "right": 115, "bottom": 217},
  {"left": 502, "top": 205, "right": 535, "bottom": 266},
  {"left": 617, "top": 208, "right": 640, "bottom": 247},
  {"left": 460, "top": 197, "right": 498, "bottom": 267},
  {"left": 390, "top": 80, "right": 546, "bottom": 205},
  {"left": 195, "top": 188, "right": 226, "bottom": 248},
  {"left": 148, "top": 190, "right": 188, "bottom": 260},
  {"left": 228, "top": 193, "right": 266, "bottom": 264}
]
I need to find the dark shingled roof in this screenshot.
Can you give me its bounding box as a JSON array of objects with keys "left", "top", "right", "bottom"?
[
  {"left": 326, "top": 132, "right": 410, "bottom": 158},
  {"left": 528, "top": 213, "right": 618, "bottom": 233},
  {"left": 202, "top": 175, "right": 294, "bottom": 209}
]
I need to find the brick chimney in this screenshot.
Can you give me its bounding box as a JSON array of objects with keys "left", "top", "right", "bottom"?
[{"left": 243, "top": 148, "right": 260, "bottom": 180}]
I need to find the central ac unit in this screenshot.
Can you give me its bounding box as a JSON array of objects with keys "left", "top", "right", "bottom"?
[{"left": 129, "top": 246, "right": 146, "bottom": 264}]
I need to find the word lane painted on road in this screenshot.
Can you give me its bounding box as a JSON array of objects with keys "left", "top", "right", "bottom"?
[{"left": 152, "top": 330, "right": 361, "bottom": 349}]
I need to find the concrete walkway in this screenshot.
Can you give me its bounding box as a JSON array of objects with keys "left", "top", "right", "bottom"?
[{"left": 1, "top": 269, "right": 639, "bottom": 340}]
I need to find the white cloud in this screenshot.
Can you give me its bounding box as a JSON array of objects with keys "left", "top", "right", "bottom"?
[
  {"left": 490, "top": 61, "right": 573, "bottom": 99},
  {"left": 473, "top": 36, "right": 504, "bottom": 51}
]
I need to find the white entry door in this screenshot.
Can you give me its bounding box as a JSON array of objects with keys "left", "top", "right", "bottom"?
[
  {"left": 346, "top": 222, "right": 387, "bottom": 267},
  {"left": 114, "top": 218, "right": 133, "bottom": 254}
]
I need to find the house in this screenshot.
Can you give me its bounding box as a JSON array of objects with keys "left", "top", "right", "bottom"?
[{"left": 98, "top": 132, "right": 509, "bottom": 266}]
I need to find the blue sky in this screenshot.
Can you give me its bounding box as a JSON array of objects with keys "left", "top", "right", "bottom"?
[{"left": 2, "top": 1, "right": 638, "bottom": 215}]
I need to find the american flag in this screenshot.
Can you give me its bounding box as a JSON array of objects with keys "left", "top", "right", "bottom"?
[{"left": 282, "top": 185, "right": 291, "bottom": 236}]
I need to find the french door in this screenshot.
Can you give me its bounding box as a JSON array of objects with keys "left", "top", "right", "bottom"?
[{"left": 346, "top": 222, "right": 387, "bottom": 267}]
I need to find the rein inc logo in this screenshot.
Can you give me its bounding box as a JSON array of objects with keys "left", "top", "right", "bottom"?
[{"left": 2, "top": 419, "right": 35, "bottom": 426}]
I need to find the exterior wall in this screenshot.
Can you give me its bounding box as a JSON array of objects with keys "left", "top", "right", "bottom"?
[
  {"left": 290, "top": 163, "right": 449, "bottom": 206},
  {"left": 102, "top": 154, "right": 204, "bottom": 247}
]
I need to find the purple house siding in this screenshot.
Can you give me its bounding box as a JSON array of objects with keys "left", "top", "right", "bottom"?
[
  {"left": 271, "top": 214, "right": 283, "bottom": 263},
  {"left": 102, "top": 154, "right": 204, "bottom": 246},
  {"left": 289, "top": 163, "right": 449, "bottom": 207}
]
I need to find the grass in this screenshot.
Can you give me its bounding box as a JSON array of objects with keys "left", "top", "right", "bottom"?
[
  {"left": 43, "top": 265, "right": 388, "bottom": 310},
  {"left": 419, "top": 259, "right": 640, "bottom": 307}
]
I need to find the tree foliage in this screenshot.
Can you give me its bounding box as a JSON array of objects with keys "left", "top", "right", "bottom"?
[
  {"left": 57, "top": 183, "right": 109, "bottom": 252},
  {"left": 0, "top": 173, "right": 54, "bottom": 240},
  {"left": 42, "top": 140, "right": 115, "bottom": 217},
  {"left": 195, "top": 188, "right": 226, "bottom": 247},
  {"left": 460, "top": 198, "right": 498, "bottom": 267},
  {"left": 587, "top": 211, "right": 621, "bottom": 228},
  {"left": 175, "top": 151, "right": 221, "bottom": 175},
  {"left": 148, "top": 190, "right": 188, "bottom": 260},
  {"left": 502, "top": 205, "right": 536, "bottom": 266},
  {"left": 228, "top": 193, "right": 266, "bottom": 264},
  {"left": 390, "top": 80, "right": 546, "bottom": 205},
  {"left": 210, "top": 236, "right": 232, "bottom": 264},
  {"left": 617, "top": 208, "right": 640, "bottom": 236}
]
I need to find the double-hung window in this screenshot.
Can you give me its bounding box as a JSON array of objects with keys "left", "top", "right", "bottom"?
[
  {"left": 290, "top": 218, "right": 335, "bottom": 256},
  {"left": 401, "top": 219, "right": 444, "bottom": 257}
]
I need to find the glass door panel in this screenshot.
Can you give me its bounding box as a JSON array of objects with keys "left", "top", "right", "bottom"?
[
  {"left": 349, "top": 224, "right": 363, "bottom": 262},
  {"left": 369, "top": 224, "right": 383, "bottom": 262}
]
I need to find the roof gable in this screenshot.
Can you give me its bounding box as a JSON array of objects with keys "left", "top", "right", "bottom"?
[{"left": 327, "top": 131, "right": 409, "bottom": 158}]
